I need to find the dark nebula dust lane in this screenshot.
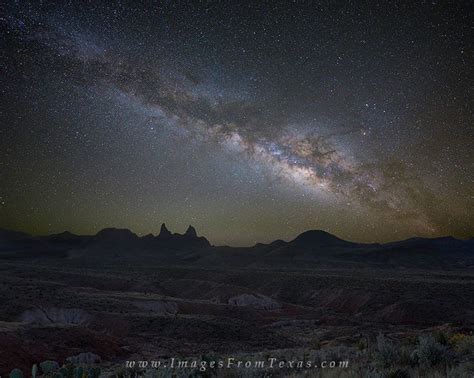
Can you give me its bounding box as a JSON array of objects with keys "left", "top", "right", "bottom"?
[{"left": 1, "top": 1, "right": 472, "bottom": 245}]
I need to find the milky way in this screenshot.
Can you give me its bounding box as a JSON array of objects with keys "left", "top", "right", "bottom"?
[{"left": 1, "top": 1, "right": 472, "bottom": 245}]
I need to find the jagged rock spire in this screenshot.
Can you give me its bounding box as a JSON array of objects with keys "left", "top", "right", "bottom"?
[
  {"left": 158, "top": 223, "right": 172, "bottom": 238},
  {"left": 184, "top": 225, "right": 197, "bottom": 238}
]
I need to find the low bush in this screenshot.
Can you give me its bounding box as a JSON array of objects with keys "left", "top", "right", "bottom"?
[
  {"left": 412, "top": 335, "right": 450, "bottom": 368},
  {"left": 375, "top": 334, "right": 398, "bottom": 368}
]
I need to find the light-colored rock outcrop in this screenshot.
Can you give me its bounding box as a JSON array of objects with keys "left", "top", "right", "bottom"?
[
  {"left": 228, "top": 294, "right": 280, "bottom": 310},
  {"left": 19, "top": 307, "right": 91, "bottom": 325}
]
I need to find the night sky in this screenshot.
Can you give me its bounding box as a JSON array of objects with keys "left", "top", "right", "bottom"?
[{"left": 1, "top": 1, "right": 472, "bottom": 246}]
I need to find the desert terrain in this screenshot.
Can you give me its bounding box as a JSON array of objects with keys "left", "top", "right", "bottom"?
[{"left": 0, "top": 226, "right": 473, "bottom": 377}]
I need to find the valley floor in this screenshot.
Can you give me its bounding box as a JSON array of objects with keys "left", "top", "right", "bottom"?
[{"left": 0, "top": 259, "right": 473, "bottom": 377}]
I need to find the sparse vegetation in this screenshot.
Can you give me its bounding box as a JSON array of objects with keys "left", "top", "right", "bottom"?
[
  {"left": 0, "top": 254, "right": 473, "bottom": 377},
  {"left": 412, "top": 335, "right": 450, "bottom": 368},
  {"left": 376, "top": 334, "right": 399, "bottom": 368},
  {"left": 9, "top": 368, "right": 24, "bottom": 378},
  {"left": 6, "top": 331, "right": 472, "bottom": 378},
  {"left": 9, "top": 363, "right": 100, "bottom": 378}
]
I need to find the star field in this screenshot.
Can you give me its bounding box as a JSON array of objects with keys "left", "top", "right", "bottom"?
[{"left": 1, "top": 1, "right": 472, "bottom": 246}]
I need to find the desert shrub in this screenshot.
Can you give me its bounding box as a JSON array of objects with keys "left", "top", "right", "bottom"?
[
  {"left": 375, "top": 334, "right": 398, "bottom": 368},
  {"left": 9, "top": 368, "right": 24, "bottom": 378},
  {"left": 453, "top": 334, "right": 474, "bottom": 355},
  {"left": 433, "top": 330, "right": 451, "bottom": 345},
  {"left": 40, "top": 360, "right": 60, "bottom": 375},
  {"left": 411, "top": 335, "right": 450, "bottom": 367},
  {"left": 449, "top": 332, "right": 466, "bottom": 346},
  {"left": 398, "top": 346, "right": 416, "bottom": 367},
  {"left": 446, "top": 362, "right": 474, "bottom": 378},
  {"left": 110, "top": 367, "right": 127, "bottom": 378},
  {"left": 87, "top": 367, "right": 101, "bottom": 378},
  {"left": 59, "top": 366, "right": 72, "bottom": 378},
  {"left": 73, "top": 366, "right": 84, "bottom": 378},
  {"left": 406, "top": 335, "right": 418, "bottom": 345},
  {"left": 356, "top": 339, "right": 367, "bottom": 351}
]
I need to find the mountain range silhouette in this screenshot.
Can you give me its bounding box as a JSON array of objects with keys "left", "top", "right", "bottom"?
[{"left": 0, "top": 226, "right": 472, "bottom": 269}]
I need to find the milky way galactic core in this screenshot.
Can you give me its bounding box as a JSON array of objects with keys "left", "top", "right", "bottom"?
[{"left": 1, "top": 1, "right": 472, "bottom": 245}]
